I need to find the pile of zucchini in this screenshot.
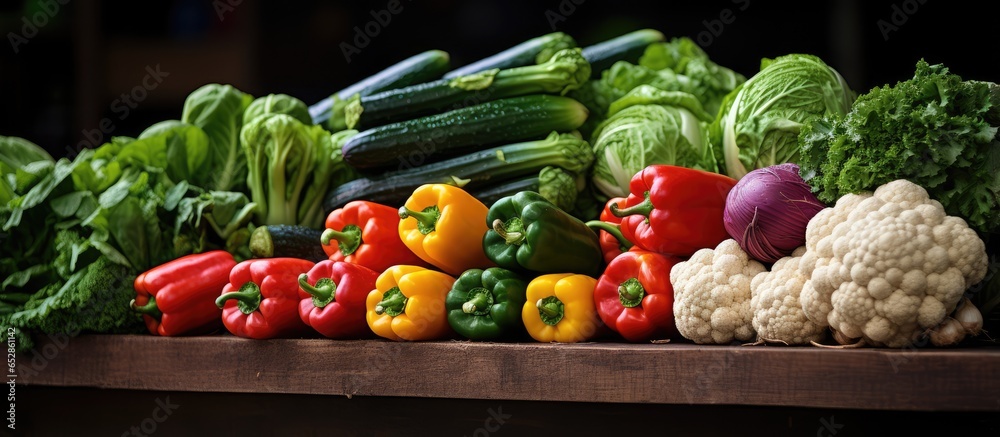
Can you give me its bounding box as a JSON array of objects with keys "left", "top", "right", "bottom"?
[{"left": 314, "top": 29, "right": 665, "bottom": 213}]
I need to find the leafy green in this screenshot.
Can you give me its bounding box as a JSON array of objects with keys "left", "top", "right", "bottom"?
[
  {"left": 241, "top": 113, "right": 337, "bottom": 227},
  {"left": 0, "top": 136, "right": 52, "bottom": 171},
  {"left": 7, "top": 257, "right": 144, "bottom": 338},
  {"left": 138, "top": 121, "right": 211, "bottom": 186},
  {"left": 799, "top": 60, "right": 1000, "bottom": 234},
  {"left": 712, "top": 54, "right": 855, "bottom": 180},
  {"left": 570, "top": 38, "right": 744, "bottom": 139},
  {"left": 244, "top": 93, "right": 312, "bottom": 126},
  {"left": 181, "top": 84, "right": 254, "bottom": 192},
  {"left": 590, "top": 85, "right": 716, "bottom": 198}
]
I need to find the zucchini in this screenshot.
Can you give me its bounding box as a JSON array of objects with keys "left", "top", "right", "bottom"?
[
  {"left": 444, "top": 32, "right": 576, "bottom": 79},
  {"left": 309, "top": 50, "right": 450, "bottom": 130},
  {"left": 582, "top": 29, "right": 665, "bottom": 77},
  {"left": 249, "top": 225, "right": 327, "bottom": 262},
  {"left": 346, "top": 48, "right": 590, "bottom": 130},
  {"left": 325, "top": 132, "right": 592, "bottom": 211},
  {"left": 341, "top": 95, "right": 589, "bottom": 170}
]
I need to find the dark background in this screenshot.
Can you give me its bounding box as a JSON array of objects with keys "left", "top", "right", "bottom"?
[{"left": 1, "top": 0, "right": 997, "bottom": 158}]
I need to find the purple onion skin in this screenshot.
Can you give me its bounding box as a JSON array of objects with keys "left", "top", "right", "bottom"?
[{"left": 723, "top": 163, "right": 826, "bottom": 263}]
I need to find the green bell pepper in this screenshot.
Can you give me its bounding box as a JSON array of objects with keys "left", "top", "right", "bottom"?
[
  {"left": 483, "top": 191, "right": 603, "bottom": 277},
  {"left": 446, "top": 268, "right": 528, "bottom": 340}
]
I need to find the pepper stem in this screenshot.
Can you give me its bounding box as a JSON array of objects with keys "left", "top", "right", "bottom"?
[
  {"left": 462, "top": 287, "right": 494, "bottom": 316},
  {"left": 585, "top": 220, "right": 634, "bottom": 251},
  {"left": 618, "top": 277, "right": 646, "bottom": 308},
  {"left": 399, "top": 205, "right": 441, "bottom": 235},
  {"left": 130, "top": 296, "right": 162, "bottom": 319},
  {"left": 374, "top": 287, "right": 407, "bottom": 317},
  {"left": 321, "top": 224, "right": 362, "bottom": 256},
  {"left": 536, "top": 296, "right": 565, "bottom": 326},
  {"left": 610, "top": 191, "right": 654, "bottom": 219},
  {"left": 215, "top": 282, "right": 263, "bottom": 315},
  {"left": 492, "top": 218, "right": 526, "bottom": 245},
  {"left": 298, "top": 274, "right": 337, "bottom": 308}
]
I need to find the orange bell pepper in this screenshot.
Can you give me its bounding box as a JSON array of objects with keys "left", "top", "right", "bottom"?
[
  {"left": 397, "top": 184, "right": 495, "bottom": 275},
  {"left": 366, "top": 265, "right": 456, "bottom": 341}
]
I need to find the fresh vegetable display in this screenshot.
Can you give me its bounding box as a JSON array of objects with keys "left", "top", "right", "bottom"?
[
  {"left": 298, "top": 260, "right": 379, "bottom": 339},
  {"left": 321, "top": 201, "right": 430, "bottom": 272},
  {"left": 483, "top": 191, "right": 603, "bottom": 277},
  {"left": 397, "top": 184, "right": 495, "bottom": 276},
  {"left": 131, "top": 250, "right": 236, "bottom": 336},
  {"left": 366, "top": 265, "right": 457, "bottom": 341},
  {"left": 611, "top": 165, "right": 737, "bottom": 257},
  {"left": 595, "top": 250, "right": 680, "bottom": 342},
  {"left": 522, "top": 273, "right": 601, "bottom": 343},
  {"left": 216, "top": 258, "right": 315, "bottom": 339},
  {"left": 4, "top": 27, "right": 998, "bottom": 355},
  {"left": 446, "top": 267, "right": 528, "bottom": 340}
]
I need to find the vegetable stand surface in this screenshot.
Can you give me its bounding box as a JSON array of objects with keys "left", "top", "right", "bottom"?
[{"left": 19, "top": 335, "right": 1000, "bottom": 412}]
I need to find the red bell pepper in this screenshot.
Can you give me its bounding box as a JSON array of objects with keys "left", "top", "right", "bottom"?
[
  {"left": 611, "top": 165, "right": 736, "bottom": 257},
  {"left": 321, "top": 200, "right": 430, "bottom": 272},
  {"left": 298, "top": 260, "right": 379, "bottom": 339},
  {"left": 586, "top": 197, "right": 634, "bottom": 264},
  {"left": 131, "top": 251, "right": 236, "bottom": 336},
  {"left": 216, "top": 258, "right": 315, "bottom": 339},
  {"left": 594, "top": 250, "right": 681, "bottom": 342}
]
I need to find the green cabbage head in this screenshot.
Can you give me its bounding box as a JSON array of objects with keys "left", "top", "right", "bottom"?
[
  {"left": 590, "top": 85, "right": 716, "bottom": 198},
  {"left": 713, "top": 54, "right": 855, "bottom": 179}
]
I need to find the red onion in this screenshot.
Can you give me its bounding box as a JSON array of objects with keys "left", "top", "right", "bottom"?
[{"left": 723, "top": 163, "right": 826, "bottom": 263}]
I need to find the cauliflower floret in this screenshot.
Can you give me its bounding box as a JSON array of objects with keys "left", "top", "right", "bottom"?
[
  {"left": 750, "top": 247, "right": 826, "bottom": 344},
  {"left": 798, "top": 180, "right": 988, "bottom": 347},
  {"left": 671, "top": 239, "right": 766, "bottom": 344}
]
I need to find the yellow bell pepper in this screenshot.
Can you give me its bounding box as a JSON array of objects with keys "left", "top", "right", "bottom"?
[
  {"left": 398, "top": 184, "right": 495, "bottom": 276},
  {"left": 522, "top": 273, "right": 601, "bottom": 343},
  {"left": 366, "top": 265, "right": 456, "bottom": 341}
]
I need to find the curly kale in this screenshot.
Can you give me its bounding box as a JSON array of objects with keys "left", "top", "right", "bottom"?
[{"left": 799, "top": 60, "right": 1000, "bottom": 235}]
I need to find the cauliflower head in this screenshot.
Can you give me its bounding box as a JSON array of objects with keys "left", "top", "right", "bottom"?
[
  {"left": 750, "top": 247, "right": 826, "bottom": 344},
  {"left": 671, "top": 239, "right": 766, "bottom": 344},
  {"left": 798, "top": 180, "right": 988, "bottom": 347}
]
